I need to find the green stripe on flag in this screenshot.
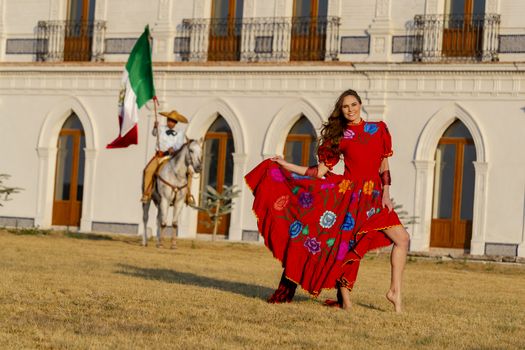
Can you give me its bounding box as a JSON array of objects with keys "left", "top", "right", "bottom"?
[{"left": 126, "top": 25, "right": 155, "bottom": 108}]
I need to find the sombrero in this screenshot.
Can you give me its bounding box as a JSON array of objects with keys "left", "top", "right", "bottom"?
[{"left": 159, "top": 110, "right": 189, "bottom": 123}]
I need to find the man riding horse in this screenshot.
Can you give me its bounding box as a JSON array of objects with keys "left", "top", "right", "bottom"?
[
  {"left": 141, "top": 110, "right": 188, "bottom": 203},
  {"left": 141, "top": 109, "right": 203, "bottom": 248}
]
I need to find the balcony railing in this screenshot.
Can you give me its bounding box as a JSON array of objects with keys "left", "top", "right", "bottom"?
[
  {"left": 176, "top": 16, "right": 340, "bottom": 62},
  {"left": 413, "top": 14, "right": 500, "bottom": 62},
  {"left": 36, "top": 20, "right": 106, "bottom": 62}
]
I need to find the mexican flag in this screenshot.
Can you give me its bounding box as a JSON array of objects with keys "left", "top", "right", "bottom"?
[{"left": 107, "top": 26, "right": 156, "bottom": 149}]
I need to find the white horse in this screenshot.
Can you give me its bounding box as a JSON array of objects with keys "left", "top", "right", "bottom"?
[{"left": 142, "top": 139, "right": 203, "bottom": 248}]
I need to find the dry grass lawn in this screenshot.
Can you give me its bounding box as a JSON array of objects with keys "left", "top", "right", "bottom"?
[{"left": 0, "top": 229, "right": 524, "bottom": 350}]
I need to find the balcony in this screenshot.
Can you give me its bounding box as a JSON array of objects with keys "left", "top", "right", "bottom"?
[
  {"left": 176, "top": 16, "right": 341, "bottom": 62},
  {"left": 413, "top": 14, "right": 500, "bottom": 62},
  {"left": 36, "top": 20, "right": 106, "bottom": 62}
]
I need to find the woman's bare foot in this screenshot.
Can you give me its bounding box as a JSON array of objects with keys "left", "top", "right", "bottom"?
[
  {"left": 341, "top": 301, "right": 352, "bottom": 310},
  {"left": 386, "top": 289, "right": 402, "bottom": 313},
  {"left": 339, "top": 287, "right": 352, "bottom": 311}
]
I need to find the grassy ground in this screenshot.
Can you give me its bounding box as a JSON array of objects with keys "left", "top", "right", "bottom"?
[{"left": 0, "top": 229, "right": 524, "bottom": 350}]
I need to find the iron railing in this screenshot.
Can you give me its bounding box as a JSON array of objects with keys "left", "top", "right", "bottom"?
[
  {"left": 36, "top": 20, "right": 106, "bottom": 62},
  {"left": 413, "top": 14, "right": 500, "bottom": 62},
  {"left": 176, "top": 16, "right": 340, "bottom": 62}
]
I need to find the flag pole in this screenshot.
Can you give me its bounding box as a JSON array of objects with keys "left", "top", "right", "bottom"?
[{"left": 153, "top": 96, "right": 160, "bottom": 152}]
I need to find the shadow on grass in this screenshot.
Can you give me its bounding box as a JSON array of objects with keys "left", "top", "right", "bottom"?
[
  {"left": 116, "top": 264, "right": 309, "bottom": 302},
  {"left": 356, "top": 301, "right": 385, "bottom": 312},
  {"left": 64, "top": 232, "right": 114, "bottom": 241},
  {"left": 7, "top": 227, "right": 50, "bottom": 236}
]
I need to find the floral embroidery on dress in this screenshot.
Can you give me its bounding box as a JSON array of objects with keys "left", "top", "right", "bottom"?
[
  {"left": 301, "top": 225, "right": 309, "bottom": 235},
  {"left": 299, "top": 192, "right": 314, "bottom": 208},
  {"left": 292, "top": 173, "right": 311, "bottom": 180},
  {"left": 364, "top": 123, "right": 379, "bottom": 135},
  {"left": 363, "top": 180, "right": 374, "bottom": 195},
  {"left": 336, "top": 241, "right": 349, "bottom": 260},
  {"left": 270, "top": 168, "right": 285, "bottom": 182},
  {"left": 338, "top": 179, "right": 352, "bottom": 193},
  {"left": 341, "top": 212, "right": 355, "bottom": 231},
  {"left": 319, "top": 211, "right": 337, "bottom": 228},
  {"left": 304, "top": 237, "right": 321, "bottom": 255},
  {"left": 366, "top": 207, "right": 376, "bottom": 218},
  {"left": 343, "top": 129, "right": 355, "bottom": 139},
  {"left": 326, "top": 238, "right": 336, "bottom": 247},
  {"left": 273, "top": 195, "right": 290, "bottom": 211},
  {"left": 289, "top": 220, "right": 303, "bottom": 238},
  {"left": 321, "top": 183, "right": 336, "bottom": 190},
  {"left": 372, "top": 190, "right": 380, "bottom": 199}
]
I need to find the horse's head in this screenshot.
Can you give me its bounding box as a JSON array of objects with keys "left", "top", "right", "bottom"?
[{"left": 185, "top": 138, "right": 203, "bottom": 173}]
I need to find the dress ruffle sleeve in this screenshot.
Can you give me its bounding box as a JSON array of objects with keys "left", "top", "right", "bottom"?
[
  {"left": 317, "top": 140, "right": 340, "bottom": 170},
  {"left": 380, "top": 121, "right": 393, "bottom": 158}
]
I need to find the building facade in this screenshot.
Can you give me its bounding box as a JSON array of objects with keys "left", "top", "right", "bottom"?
[{"left": 0, "top": 0, "right": 524, "bottom": 257}]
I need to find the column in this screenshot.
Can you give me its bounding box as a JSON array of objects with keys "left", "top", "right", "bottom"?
[
  {"left": 80, "top": 149, "right": 98, "bottom": 232},
  {"left": 518, "top": 188, "right": 525, "bottom": 257},
  {"left": 366, "top": 0, "right": 393, "bottom": 62},
  {"left": 410, "top": 160, "right": 435, "bottom": 251},
  {"left": 0, "top": 0, "right": 6, "bottom": 62},
  {"left": 470, "top": 161, "right": 489, "bottom": 255},
  {"left": 228, "top": 152, "right": 248, "bottom": 241},
  {"left": 35, "top": 147, "right": 57, "bottom": 228},
  {"left": 152, "top": 0, "right": 175, "bottom": 62}
]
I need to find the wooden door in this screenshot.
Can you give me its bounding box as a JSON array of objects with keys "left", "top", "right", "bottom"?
[
  {"left": 64, "top": 0, "right": 96, "bottom": 61},
  {"left": 290, "top": 0, "right": 328, "bottom": 61},
  {"left": 442, "top": 0, "right": 485, "bottom": 57},
  {"left": 208, "top": 0, "right": 244, "bottom": 61},
  {"left": 52, "top": 115, "right": 85, "bottom": 226},
  {"left": 197, "top": 118, "right": 235, "bottom": 234},
  {"left": 431, "top": 121, "right": 476, "bottom": 249},
  {"left": 283, "top": 116, "right": 317, "bottom": 166}
]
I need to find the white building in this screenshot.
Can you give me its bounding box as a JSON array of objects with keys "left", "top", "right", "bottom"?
[{"left": 0, "top": 0, "right": 524, "bottom": 257}]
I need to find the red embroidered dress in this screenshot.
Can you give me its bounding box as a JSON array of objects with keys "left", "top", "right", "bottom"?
[{"left": 245, "top": 121, "right": 402, "bottom": 296}]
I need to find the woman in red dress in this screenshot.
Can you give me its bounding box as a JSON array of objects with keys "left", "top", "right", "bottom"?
[{"left": 245, "top": 90, "right": 410, "bottom": 312}]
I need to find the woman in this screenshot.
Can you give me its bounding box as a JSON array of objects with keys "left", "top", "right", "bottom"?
[{"left": 245, "top": 89, "right": 409, "bottom": 312}]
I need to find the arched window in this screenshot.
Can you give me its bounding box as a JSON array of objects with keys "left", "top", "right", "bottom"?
[
  {"left": 52, "top": 113, "right": 85, "bottom": 226},
  {"left": 283, "top": 116, "right": 317, "bottom": 166},
  {"left": 198, "top": 116, "right": 235, "bottom": 234},
  {"left": 431, "top": 119, "right": 476, "bottom": 249}
]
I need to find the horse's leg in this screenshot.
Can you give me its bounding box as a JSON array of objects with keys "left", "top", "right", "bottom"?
[
  {"left": 142, "top": 201, "right": 151, "bottom": 247},
  {"left": 157, "top": 195, "right": 170, "bottom": 248},
  {"left": 156, "top": 202, "right": 163, "bottom": 248},
  {"left": 171, "top": 189, "right": 186, "bottom": 249}
]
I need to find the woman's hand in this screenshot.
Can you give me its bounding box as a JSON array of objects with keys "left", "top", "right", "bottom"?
[
  {"left": 382, "top": 189, "right": 393, "bottom": 212},
  {"left": 271, "top": 155, "right": 288, "bottom": 166}
]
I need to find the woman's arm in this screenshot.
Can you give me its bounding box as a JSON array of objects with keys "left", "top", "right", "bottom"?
[
  {"left": 380, "top": 158, "right": 393, "bottom": 211},
  {"left": 271, "top": 156, "right": 330, "bottom": 179}
]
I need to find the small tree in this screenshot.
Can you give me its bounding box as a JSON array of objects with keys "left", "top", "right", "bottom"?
[
  {"left": 0, "top": 174, "right": 22, "bottom": 206},
  {"left": 191, "top": 185, "right": 240, "bottom": 241},
  {"left": 392, "top": 199, "right": 418, "bottom": 227}
]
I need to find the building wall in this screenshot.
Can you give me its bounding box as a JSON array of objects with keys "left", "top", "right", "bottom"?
[
  {"left": 1, "top": 63, "right": 524, "bottom": 254},
  {"left": 2, "top": 0, "right": 525, "bottom": 63},
  {"left": 1, "top": 0, "right": 525, "bottom": 256}
]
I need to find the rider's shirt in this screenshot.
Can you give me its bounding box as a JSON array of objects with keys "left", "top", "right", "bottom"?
[{"left": 157, "top": 125, "right": 185, "bottom": 152}]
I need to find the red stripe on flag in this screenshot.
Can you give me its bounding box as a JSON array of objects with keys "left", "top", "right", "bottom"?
[{"left": 106, "top": 124, "right": 138, "bottom": 149}]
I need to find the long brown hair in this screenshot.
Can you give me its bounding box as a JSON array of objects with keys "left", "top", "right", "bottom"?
[{"left": 319, "top": 89, "right": 362, "bottom": 154}]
